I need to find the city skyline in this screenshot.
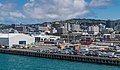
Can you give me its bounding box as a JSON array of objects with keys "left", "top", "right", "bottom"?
[{"left": 0, "top": 0, "right": 120, "bottom": 24}]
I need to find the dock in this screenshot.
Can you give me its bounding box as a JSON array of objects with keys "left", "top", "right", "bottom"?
[{"left": 0, "top": 48, "right": 120, "bottom": 66}]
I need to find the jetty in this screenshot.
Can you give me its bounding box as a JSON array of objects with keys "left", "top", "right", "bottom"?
[{"left": 0, "top": 48, "right": 120, "bottom": 66}]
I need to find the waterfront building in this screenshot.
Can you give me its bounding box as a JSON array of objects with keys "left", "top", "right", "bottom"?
[
  {"left": 0, "top": 33, "right": 35, "bottom": 47},
  {"left": 34, "top": 32, "right": 60, "bottom": 43}
]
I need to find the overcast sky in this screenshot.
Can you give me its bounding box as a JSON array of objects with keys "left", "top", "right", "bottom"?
[{"left": 0, "top": 0, "right": 120, "bottom": 24}]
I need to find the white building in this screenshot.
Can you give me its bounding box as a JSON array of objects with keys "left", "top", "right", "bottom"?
[
  {"left": 0, "top": 33, "right": 35, "bottom": 47},
  {"left": 103, "top": 33, "right": 115, "bottom": 39},
  {"left": 99, "top": 24, "right": 106, "bottom": 32},
  {"left": 88, "top": 25, "right": 99, "bottom": 32},
  {"left": 34, "top": 33, "right": 60, "bottom": 42},
  {"left": 88, "top": 25, "right": 99, "bottom": 35}
]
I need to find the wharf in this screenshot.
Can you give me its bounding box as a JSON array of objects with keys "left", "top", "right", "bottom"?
[{"left": 0, "top": 48, "right": 120, "bottom": 66}]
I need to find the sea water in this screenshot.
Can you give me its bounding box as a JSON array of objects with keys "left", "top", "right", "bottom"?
[{"left": 0, "top": 54, "right": 120, "bottom": 70}]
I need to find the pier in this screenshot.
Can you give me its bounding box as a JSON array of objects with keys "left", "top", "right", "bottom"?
[{"left": 0, "top": 48, "right": 120, "bottom": 66}]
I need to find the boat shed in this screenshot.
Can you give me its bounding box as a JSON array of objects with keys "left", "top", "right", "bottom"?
[{"left": 0, "top": 33, "right": 35, "bottom": 48}]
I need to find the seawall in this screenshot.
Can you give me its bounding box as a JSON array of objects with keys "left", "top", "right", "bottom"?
[{"left": 0, "top": 48, "right": 120, "bottom": 66}]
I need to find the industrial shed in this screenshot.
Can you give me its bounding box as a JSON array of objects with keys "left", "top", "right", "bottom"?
[{"left": 0, "top": 33, "right": 35, "bottom": 48}]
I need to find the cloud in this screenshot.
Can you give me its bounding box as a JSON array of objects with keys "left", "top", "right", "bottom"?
[
  {"left": 10, "top": 11, "right": 26, "bottom": 18},
  {"left": 0, "top": 2, "right": 26, "bottom": 24},
  {"left": 23, "top": 0, "right": 89, "bottom": 20},
  {"left": 0, "top": 3, "right": 15, "bottom": 11},
  {"left": 0, "top": 3, "right": 2, "bottom": 7},
  {"left": 0, "top": 17, "right": 4, "bottom": 21},
  {"left": 0, "top": 3, "right": 25, "bottom": 18},
  {"left": 90, "top": 0, "right": 111, "bottom": 7},
  {"left": 0, "top": 0, "right": 113, "bottom": 24}
]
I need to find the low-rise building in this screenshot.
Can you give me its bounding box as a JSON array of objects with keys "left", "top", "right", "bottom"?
[
  {"left": 34, "top": 33, "right": 60, "bottom": 42},
  {"left": 0, "top": 33, "right": 35, "bottom": 47}
]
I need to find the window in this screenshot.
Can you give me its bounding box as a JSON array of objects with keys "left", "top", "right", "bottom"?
[
  {"left": 41, "top": 39, "right": 43, "bottom": 42},
  {"left": 35, "top": 37, "right": 40, "bottom": 42},
  {"left": 19, "top": 41, "right": 26, "bottom": 45}
]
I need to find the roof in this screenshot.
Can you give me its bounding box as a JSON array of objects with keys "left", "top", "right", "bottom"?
[
  {"left": 35, "top": 35, "right": 60, "bottom": 38},
  {"left": 103, "top": 34, "right": 111, "bottom": 35},
  {"left": 34, "top": 34, "right": 60, "bottom": 39},
  {"left": 0, "top": 33, "right": 30, "bottom": 38}
]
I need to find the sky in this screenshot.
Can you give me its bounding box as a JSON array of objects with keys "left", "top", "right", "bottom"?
[{"left": 0, "top": 0, "right": 120, "bottom": 24}]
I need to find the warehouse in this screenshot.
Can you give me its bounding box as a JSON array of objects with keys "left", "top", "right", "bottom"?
[{"left": 0, "top": 33, "right": 35, "bottom": 48}]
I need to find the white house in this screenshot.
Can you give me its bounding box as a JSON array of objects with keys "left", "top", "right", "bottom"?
[{"left": 0, "top": 33, "right": 35, "bottom": 47}]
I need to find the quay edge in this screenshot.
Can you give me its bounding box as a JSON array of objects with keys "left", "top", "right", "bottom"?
[{"left": 0, "top": 49, "right": 120, "bottom": 66}]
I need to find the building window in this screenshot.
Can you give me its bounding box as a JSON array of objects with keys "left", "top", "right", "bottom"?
[
  {"left": 19, "top": 41, "right": 26, "bottom": 45},
  {"left": 35, "top": 37, "right": 40, "bottom": 42},
  {"left": 50, "top": 39, "right": 54, "bottom": 41},
  {"left": 41, "top": 39, "right": 43, "bottom": 42}
]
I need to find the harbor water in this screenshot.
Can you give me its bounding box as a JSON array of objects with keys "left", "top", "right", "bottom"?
[{"left": 0, "top": 53, "right": 120, "bottom": 70}]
